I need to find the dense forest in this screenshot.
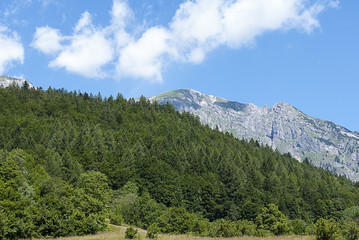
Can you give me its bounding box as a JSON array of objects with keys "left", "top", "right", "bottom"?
[{"left": 1, "top": 85, "right": 359, "bottom": 239}]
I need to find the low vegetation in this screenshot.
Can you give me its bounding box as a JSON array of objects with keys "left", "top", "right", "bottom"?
[
  {"left": 33, "top": 225, "right": 316, "bottom": 240},
  {"left": 1, "top": 85, "right": 359, "bottom": 239}
]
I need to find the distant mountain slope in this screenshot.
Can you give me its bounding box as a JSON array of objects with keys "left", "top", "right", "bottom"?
[
  {"left": 0, "top": 75, "right": 35, "bottom": 89},
  {"left": 151, "top": 89, "right": 359, "bottom": 181}
]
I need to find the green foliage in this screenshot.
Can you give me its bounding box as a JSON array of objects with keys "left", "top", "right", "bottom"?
[
  {"left": 343, "top": 206, "right": 359, "bottom": 222},
  {"left": 255, "top": 228, "right": 274, "bottom": 237},
  {"left": 156, "top": 207, "right": 194, "bottom": 234},
  {"left": 191, "top": 217, "right": 210, "bottom": 236},
  {"left": 125, "top": 227, "right": 138, "bottom": 239},
  {"left": 110, "top": 184, "right": 165, "bottom": 229},
  {"left": 210, "top": 218, "right": 238, "bottom": 237},
  {"left": 291, "top": 219, "right": 308, "bottom": 235},
  {"left": 342, "top": 206, "right": 359, "bottom": 240},
  {"left": 0, "top": 149, "right": 109, "bottom": 239},
  {"left": 237, "top": 219, "right": 258, "bottom": 236},
  {"left": 146, "top": 223, "right": 159, "bottom": 239},
  {"left": 77, "top": 170, "right": 111, "bottom": 209},
  {"left": 256, "top": 204, "right": 290, "bottom": 235},
  {"left": 343, "top": 219, "right": 359, "bottom": 240},
  {"left": 315, "top": 218, "right": 340, "bottom": 240},
  {"left": 22, "top": 81, "right": 29, "bottom": 89},
  {"left": 109, "top": 212, "right": 123, "bottom": 226},
  {"left": 1, "top": 86, "right": 359, "bottom": 238}
]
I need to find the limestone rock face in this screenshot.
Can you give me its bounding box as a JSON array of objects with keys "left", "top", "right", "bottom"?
[
  {"left": 0, "top": 76, "right": 35, "bottom": 89},
  {"left": 151, "top": 89, "right": 359, "bottom": 181}
]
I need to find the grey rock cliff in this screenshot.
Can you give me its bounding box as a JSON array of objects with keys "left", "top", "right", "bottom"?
[
  {"left": 151, "top": 89, "right": 359, "bottom": 181},
  {"left": 0, "top": 76, "right": 35, "bottom": 89}
]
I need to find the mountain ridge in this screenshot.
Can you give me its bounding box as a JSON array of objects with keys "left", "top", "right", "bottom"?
[
  {"left": 151, "top": 89, "right": 359, "bottom": 181},
  {"left": 0, "top": 75, "right": 35, "bottom": 89}
]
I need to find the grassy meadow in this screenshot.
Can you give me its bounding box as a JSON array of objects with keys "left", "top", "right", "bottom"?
[{"left": 38, "top": 225, "right": 314, "bottom": 240}]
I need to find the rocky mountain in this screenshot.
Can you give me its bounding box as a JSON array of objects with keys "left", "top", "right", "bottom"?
[
  {"left": 150, "top": 89, "right": 359, "bottom": 181},
  {"left": 0, "top": 75, "right": 35, "bottom": 89}
]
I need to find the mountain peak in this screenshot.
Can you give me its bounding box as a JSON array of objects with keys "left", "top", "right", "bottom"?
[
  {"left": 151, "top": 89, "right": 359, "bottom": 181},
  {"left": 271, "top": 101, "right": 295, "bottom": 112},
  {"left": 151, "top": 89, "right": 227, "bottom": 106},
  {"left": 274, "top": 101, "right": 290, "bottom": 107},
  {"left": 0, "top": 75, "right": 35, "bottom": 89}
]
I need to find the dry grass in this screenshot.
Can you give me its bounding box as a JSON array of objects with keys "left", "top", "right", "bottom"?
[
  {"left": 156, "top": 234, "right": 314, "bottom": 240},
  {"left": 38, "top": 225, "right": 315, "bottom": 240}
]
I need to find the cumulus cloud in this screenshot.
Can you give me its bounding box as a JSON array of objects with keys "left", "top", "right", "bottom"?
[
  {"left": 0, "top": 26, "right": 24, "bottom": 74},
  {"left": 111, "top": 0, "right": 133, "bottom": 29},
  {"left": 168, "top": 0, "right": 331, "bottom": 63},
  {"left": 110, "top": 0, "right": 133, "bottom": 49},
  {"left": 32, "top": 26, "right": 62, "bottom": 54},
  {"left": 49, "top": 31, "right": 113, "bottom": 78},
  {"left": 32, "top": 0, "right": 338, "bottom": 82},
  {"left": 117, "top": 27, "right": 176, "bottom": 82},
  {"left": 32, "top": 12, "right": 114, "bottom": 78}
]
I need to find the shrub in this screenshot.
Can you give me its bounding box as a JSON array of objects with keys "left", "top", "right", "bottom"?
[
  {"left": 315, "top": 218, "right": 340, "bottom": 240},
  {"left": 156, "top": 207, "right": 194, "bottom": 234},
  {"left": 109, "top": 212, "right": 123, "bottom": 226},
  {"left": 343, "top": 206, "right": 359, "bottom": 222},
  {"left": 291, "top": 219, "right": 307, "bottom": 235},
  {"left": 125, "top": 227, "right": 138, "bottom": 239},
  {"left": 343, "top": 219, "right": 359, "bottom": 240},
  {"left": 306, "top": 223, "right": 316, "bottom": 235},
  {"left": 191, "top": 217, "right": 209, "bottom": 236},
  {"left": 212, "top": 219, "right": 238, "bottom": 237},
  {"left": 237, "top": 219, "right": 257, "bottom": 236},
  {"left": 256, "top": 228, "right": 274, "bottom": 237},
  {"left": 255, "top": 204, "right": 290, "bottom": 235},
  {"left": 146, "top": 223, "right": 159, "bottom": 239}
]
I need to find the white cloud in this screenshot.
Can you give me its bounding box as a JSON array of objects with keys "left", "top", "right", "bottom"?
[
  {"left": 49, "top": 30, "right": 113, "bottom": 78},
  {"left": 32, "top": 26, "right": 62, "bottom": 54},
  {"left": 32, "top": 12, "right": 114, "bottom": 78},
  {"left": 110, "top": 0, "right": 133, "bottom": 49},
  {"left": 169, "top": 0, "right": 332, "bottom": 61},
  {"left": 74, "top": 11, "right": 92, "bottom": 33},
  {"left": 32, "top": 0, "right": 338, "bottom": 82},
  {"left": 0, "top": 26, "right": 24, "bottom": 74},
  {"left": 170, "top": 0, "right": 224, "bottom": 59},
  {"left": 117, "top": 27, "right": 175, "bottom": 82},
  {"left": 111, "top": 0, "right": 133, "bottom": 29},
  {"left": 117, "top": 0, "right": 336, "bottom": 80}
]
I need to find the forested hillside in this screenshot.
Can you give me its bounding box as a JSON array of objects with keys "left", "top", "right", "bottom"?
[{"left": 1, "top": 85, "right": 359, "bottom": 239}]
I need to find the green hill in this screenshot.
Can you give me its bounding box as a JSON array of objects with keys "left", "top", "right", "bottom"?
[{"left": 1, "top": 85, "right": 359, "bottom": 239}]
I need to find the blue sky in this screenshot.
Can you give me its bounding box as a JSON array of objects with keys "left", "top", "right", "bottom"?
[{"left": 1, "top": 0, "right": 358, "bottom": 131}]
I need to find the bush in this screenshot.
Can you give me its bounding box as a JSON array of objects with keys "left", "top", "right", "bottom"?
[
  {"left": 109, "top": 213, "right": 123, "bottom": 226},
  {"left": 306, "top": 223, "right": 316, "bottom": 235},
  {"left": 291, "top": 219, "right": 307, "bottom": 235},
  {"left": 255, "top": 204, "right": 290, "bottom": 235},
  {"left": 125, "top": 227, "right": 138, "bottom": 239},
  {"left": 343, "top": 220, "right": 359, "bottom": 240},
  {"left": 315, "top": 218, "right": 340, "bottom": 240},
  {"left": 343, "top": 206, "right": 359, "bottom": 222},
  {"left": 256, "top": 228, "right": 274, "bottom": 237},
  {"left": 237, "top": 219, "right": 257, "bottom": 236},
  {"left": 212, "top": 219, "right": 238, "bottom": 237},
  {"left": 191, "top": 217, "right": 209, "bottom": 236},
  {"left": 146, "top": 223, "right": 159, "bottom": 239},
  {"left": 156, "top": 207, "right": 194, "bottom": 234}
]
